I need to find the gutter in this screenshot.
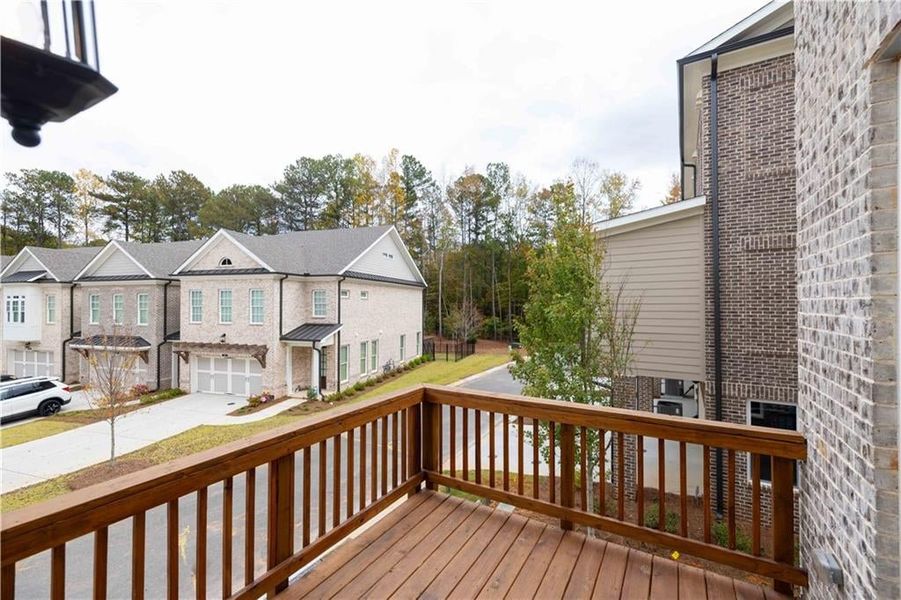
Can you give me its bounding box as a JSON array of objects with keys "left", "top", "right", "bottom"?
[
  {"left": 155, "top": 281, "right": 171, "bottom": 390},
  {"left": 709, "top": 53, "right": 725, "bottom": 516},
  {"left": 60, "top": 283, "right": 76, "bottom": 382}
]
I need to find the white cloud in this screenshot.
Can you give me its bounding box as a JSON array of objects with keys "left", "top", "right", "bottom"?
[{"left": 1, "top": 0, "right": 764, "bottom": 210}]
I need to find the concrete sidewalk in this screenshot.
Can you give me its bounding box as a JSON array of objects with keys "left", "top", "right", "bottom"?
[{"left": 1, "top": 393, "right": 302, "bottom": 493}]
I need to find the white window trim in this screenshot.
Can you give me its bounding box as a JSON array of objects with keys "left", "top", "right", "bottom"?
[
  {"left": 359, "top": 341, "right": 368, "bottom": 376},
  {"left": 189, "top": 290, "right": 203, "bottom": 324},
  {"left": 136, "top": 293, "right": 149, "bottom": 326},
  {"left": 312, "top": 289, "right": 327, "bottom": 318},
  {"left": 249, "top": 288, "right": 264, "bottom": 325},
  {"left": 745, "top": 399, "right": 798, "bottom": 489},
  {"left": 219, "top": 289, "right": 233, "bottom": 325},
  {"left": 46, "top": 294, "right": 56, "bottom": 324},
  {"left": 112, "top": 293, "right": 124, "bottom": 325},
  {"left": 6, "top": 295, "right": 25, "bottom": 325},
  {"left": 400, "top": 334, "right": 406, "bottom": 362},
  {"left": 360, "top": 290, "right": 369, "bottom": 301},
  {"left": 339, "top": 344, "right": 349, "bottom": 383},
  {"left": 340, "top": 289, "right": 350, "bottom": 299},
  {"left": 89, "top": 294, "right": 100, "bottom": 325},
  {"left": 370, "top": 339, "right": 379, "bottom": 373},
  {"left": 416, "top": 331, "right": 421, "bottom": 356}
]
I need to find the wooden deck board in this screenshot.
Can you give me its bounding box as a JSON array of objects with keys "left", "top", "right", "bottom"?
[{"left": 285, "top": 491, "right": 792, "bottom": 600}]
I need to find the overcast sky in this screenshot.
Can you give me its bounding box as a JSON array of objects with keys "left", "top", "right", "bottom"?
[{"left": 2, "top": 0, "right": 763, "bottom": 210}]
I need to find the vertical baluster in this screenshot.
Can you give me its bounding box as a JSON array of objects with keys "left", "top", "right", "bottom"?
[
  {"left": 381, "top": 417, "right": 388, "bottom": 495},
  {"left": 433, "top": 408, "right": 440, "bottom": 483},
  {"left": 223, "top": 477, "right": 233, "bottom": 598},
  {"left": 267, "top": 454, "right": 295, "bottom": 594},
  {"left": 532, "top": 419, "right": 540, "bottom": 499},
  {"left": 401, "top": 408, "right": 408, "bottom": 479},
  {"left": 727, "top": 449, "right": 736, "bottom": 550},
  {"left": 771, "top": 457, "right": 794, "bottom": 595},
  {"left": 580, "top": 426, "right": 588, "bottom": 511},
  {"left": 347, "top": 428, "right": 355, "bottom": 517},
  {"left": 303, "top": 447, "right": 312, "bottom": 548},
  {"left": 51, "top": 544, "right": 65, "bottom": 600},
  {"left": 393, "top": 411, "right": 400, "bottom": 488},
  {"left": 359, "top": 425, "right": 367, "bottom": 508},
  {"left": 475, "top": 409, "right": 482, "bottom": 484},
  {"left": 617, "top": 432, "right": 625, "bottom": 520},
  {"left": 503, "top": 414, "right": 510, "bottom": 492},
  {"left": 489, "top": 411, "right": 496, "bottom": 488},
  {"left": 463, "top": 408, "right": 470, "bottom": 481},
  {"left": 407, "top": 403, "right": 421, "bottom": 489},
  {"left": 318, "top": 441, "right": 327, "bottom": 536},
  {"left": 751, "top": 453, "right": 761, "bottom": 556},
  {"left": 93, "top": 526, "right": 108, "bottom": 600},
  {"left": 333, "top": 434, "right": 341, "bottom": 528},
  {"left": 560, "top": 424, "right": 575, "bottom": 531},
  {"left": 517, "top": 416, "right": 524, "bottom": 495},
  {"left": 658, "top": 438, "right": 666, "bottom": 532},
  {"left": 679, "top": 442, "right": 688, "bottom": 538},
  {"left": 167, "top": 499, "right": 178, "bottom": 600},
  {"left": 703, "top": 445, "right": 711, "bottom": 544},
  {"left": 195, "top": 489, "right": 207, "bottom": 600},
  {"left": 549, "top": 421, "right": 556, "bottom": 504},
  {"left": 245, "top": 469, "right": 255, "bottom": 585},
  {"left": 370, "top": 421, "right": 378, "bottom": 501},
  {"left": 450, "top": 406, "right": 457, "bottom": 477},
  {"left": 2, "top": 564, "right": 14, "bottom": 600},
  {"left": 636, "top": 435, "right": 644, "bottom": 526},
  {"left": 132, "top": 512, "right": 145, "bottom": 600},
  {"left": 599, "top": 429, "right": 606, "bottom": 516}
]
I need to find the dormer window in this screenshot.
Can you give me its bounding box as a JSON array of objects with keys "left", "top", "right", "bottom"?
[{"left": 219, "top": 257, "right": 233, "bottom": 267}]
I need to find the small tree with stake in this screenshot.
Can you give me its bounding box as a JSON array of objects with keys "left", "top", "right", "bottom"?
[
  {"left": 511, "top": 182, "right": 639, "bottom": 522},
  {"left": 85, "top": 330, "right": 141, "bottom": 465}
]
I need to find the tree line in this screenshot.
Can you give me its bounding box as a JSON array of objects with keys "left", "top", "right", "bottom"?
[{"left": 1, "top": 152, "right": 659, "bottom": 340}]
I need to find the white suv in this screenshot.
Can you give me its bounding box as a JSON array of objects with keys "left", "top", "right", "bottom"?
[{"left": 0, "top": 377, "right": 72, "bottom": 421}]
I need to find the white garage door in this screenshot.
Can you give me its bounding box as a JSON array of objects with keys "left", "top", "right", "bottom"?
[
  {"left": 7, "top": 350, "right": 54, "bottom": 378},
  {"left": 194, "top": 356, "right": 262, "bottom": 396},
  {"left": 88, "top": 357, "right": 148, "bottom": 389}
]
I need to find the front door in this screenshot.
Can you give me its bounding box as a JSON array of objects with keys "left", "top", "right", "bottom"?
[{"left": 319, "top": 347, "right": 327, "bottom": 391}]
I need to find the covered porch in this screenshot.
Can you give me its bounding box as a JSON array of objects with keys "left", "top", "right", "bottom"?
[{"left": 281, "top": 322, "right": 342, "bottom": 398}]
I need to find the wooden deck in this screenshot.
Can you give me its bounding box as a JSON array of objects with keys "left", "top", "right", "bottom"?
[{"left": 278, "top": 491, "right": 789, "bottom": 600}]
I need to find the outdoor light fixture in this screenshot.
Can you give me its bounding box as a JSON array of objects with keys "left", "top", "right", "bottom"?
[
  {"left": 1, "top": 0, "right": 117, "bottom": 147},
  {"left": 219, "top": 333, "right": 227, "bottom": 343}
]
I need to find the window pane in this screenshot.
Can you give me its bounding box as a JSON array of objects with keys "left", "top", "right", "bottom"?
[
  {"left": 220, "top": 290, "right": 232, "bottom": 323},
  {"left": 339, "top": 345, "right": 348, "bottom": 382},
  {"left": 191, "top": 290, "right": 203, "bottom": 322},
  {"left": 360, "top": 342, "right": 367, "bottom": 375},
  {"left": 749, "top": 402, "right": 798, "bottom": 484},
  {"left": 250, "top": 289, "right": 264, "bottom": 324},
  {"left": 371, "top": 340, "right": 378, "bottom": 371},
  {"left": 313, "top": 290, "right": 326, "bottom": 317},
  {"left": 113, "top": 294, "right": 124, "bottom": 324}
]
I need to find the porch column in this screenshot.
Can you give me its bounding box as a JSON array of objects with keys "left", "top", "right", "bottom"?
[
  {"left": 285, "top": 345, "right": 293, "bottom": 395},
  {"left": 311, "top": 344, "right": 320, "bottom": 393}
]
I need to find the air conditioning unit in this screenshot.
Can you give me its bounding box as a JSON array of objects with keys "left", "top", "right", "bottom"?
[{"left": 654, "top": 379, "right": 700, "bottom": 418}]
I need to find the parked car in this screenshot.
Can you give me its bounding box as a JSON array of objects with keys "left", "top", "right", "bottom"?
[{"left": 0, "top": 377, "right": 72, "bottom": 421}]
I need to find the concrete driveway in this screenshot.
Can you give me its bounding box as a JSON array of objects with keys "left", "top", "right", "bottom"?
[{"left": 1, "top": 392, "right": 302, "bottom": 493}]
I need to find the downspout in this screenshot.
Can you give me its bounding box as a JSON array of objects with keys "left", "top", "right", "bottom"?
[
  {"left": 336, "top": 277, "right": 345, "bottom": 392},
  {"left": 677, "top": 62, "right": 697, "bottom": 200},
  {"left": 710, "top": 53, "right": 725, "bottom": 516},
  {"left": 155, "top": 281, "right": 171, "bottom": 390},
  {"left": 61, "top": 283, "right": 76, "bottom": 382},
  {"left": 279, "top": 275, "right": 288, "bottom": 337}
]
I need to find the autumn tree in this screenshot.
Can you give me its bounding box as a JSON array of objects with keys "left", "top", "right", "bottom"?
[
  {"left": 599, "top": 171, "right": 640, "bottom": 219},
  {"left": 73, "top": 169, "right": 106, "bottom": 244},
  {"left": 661, "top": 172, "right": 681, "bottom": 205}
]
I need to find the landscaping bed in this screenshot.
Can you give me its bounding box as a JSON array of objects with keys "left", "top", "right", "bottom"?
[{"left": 228, "top": 393, "right": 291, "bottom": 416}]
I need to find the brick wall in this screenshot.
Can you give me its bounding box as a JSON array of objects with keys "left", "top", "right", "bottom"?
[
  {"left": 699, "top": 54, "right": 798, "bottom": 525},
  {"left": 795, "top": 1, "right": 901, "bottom": 597}
]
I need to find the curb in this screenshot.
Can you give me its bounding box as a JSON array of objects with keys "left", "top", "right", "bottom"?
[{"left": 450, "top": 361, "right": 513, "bottom": 387}]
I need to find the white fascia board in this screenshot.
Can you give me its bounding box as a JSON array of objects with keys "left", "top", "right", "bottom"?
[
  {"left": 687, "top": 0, "right": 789, "bottom": 57},
  {"left": 16, "top": 248, "right": 58, "bottom": 281},
  {"left": 0, "top": 248, "right": 28, "bottom": 278},
  {"left": 172, "top": 229, "right": 274, "bottom": 275},
  {"left": 595, "top": 196, "right": 706, "bottom": 236}
]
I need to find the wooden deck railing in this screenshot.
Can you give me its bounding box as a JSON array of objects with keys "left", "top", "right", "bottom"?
[{"left": 0, "top": 385, "right": 806, "bottom": 599}]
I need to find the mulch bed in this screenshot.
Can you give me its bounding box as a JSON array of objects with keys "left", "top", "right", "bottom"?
[
  {"left": 67, "top": 458, "right": 156, "bottom": 490},
  {"left": 228, "top": 395, "right": 292, "bottom": 416}
]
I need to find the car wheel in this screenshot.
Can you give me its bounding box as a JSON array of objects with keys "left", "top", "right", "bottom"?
[{"left": 39, "top": 399, "right": 62, "bottom": 416}]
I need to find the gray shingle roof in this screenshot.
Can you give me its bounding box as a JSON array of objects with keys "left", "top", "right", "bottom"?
[
  {"left": 1, "top": 270, "right": 47, "bottom": 283},
  {"left": 281, "top": 323, "right": 343, "bottom": 342},
  {"left": 221, "top": 226, "right": 392, "bottom": 275},
  {"left": 69, "top": 335, "right": 151, "bottom": 349},
  {"left": 117, "top": 239, "right": 205, "bottom": 279},
  {"left": 26, "top": 246, "right": 103, "bottom": 282}
]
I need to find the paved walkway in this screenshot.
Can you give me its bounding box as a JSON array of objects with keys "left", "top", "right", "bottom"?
[{"left": 1, "top": 393, "right": 302, "bottom": 493}]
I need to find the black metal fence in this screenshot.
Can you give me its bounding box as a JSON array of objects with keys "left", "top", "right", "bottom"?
[{"left": 423, "top": 338, "right": 476, "bottom": 362}]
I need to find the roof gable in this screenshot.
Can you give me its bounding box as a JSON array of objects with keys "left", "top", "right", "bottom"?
[
  {"left": 341, "top": 227, "right": 425, "bottom": 285},
  {"left": 1, "top": 246, "right": 102, "bottom": 282},
  {"left": 76, "top": 241, "right": 151, "bottom": 280},
  {"left": 174, "top": 230, "right": 272, "bottom": 274}
]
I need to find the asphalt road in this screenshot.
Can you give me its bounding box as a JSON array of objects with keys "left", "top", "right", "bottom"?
[{"left": 11, "top": 365, "right": 525, "bottom": 599}]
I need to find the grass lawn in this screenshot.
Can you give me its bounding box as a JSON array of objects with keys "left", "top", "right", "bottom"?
[
  {"left": 1, "top": 354, "right": 510, "bottom": 512},
  {"left": 352, "top": 353, "right": 510, "bottom": 401},
  {"left": 1, "top": 420, "right": 81, "bottom": 449}
]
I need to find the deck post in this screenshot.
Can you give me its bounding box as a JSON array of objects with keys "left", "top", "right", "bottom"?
[
  {"left": 560, "top": 423, "right": 575, "bottom": 530},
  {"left": 422, "top": 398, "right": 440, "bottom": 490},
  {"left": 407, "top": 401, "right": 422, "bottom": 494},
  {"left": 267, "top": 453, "right": 295, "bottom": 593},
  {"left": 771, "top": 456, "right": 794, "bottom": 595}
]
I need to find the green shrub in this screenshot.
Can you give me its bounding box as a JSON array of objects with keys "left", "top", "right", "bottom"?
[
  {"left": 246, "top": 395, "right": 262, "bottom": 408},
  {"left": 712, "top": 521, "right": 752, "bottom": 553},
  {"left": 642, "top": 504, "right": 680, "bottom": 534},
  {"left": 353, "top": 381, "right": 365, "bottom": 392},
  {"left": 139, "top": 387, "right": 185, "bottom": 405},
  {"left": 306, "top": 387, "right": 318, "bottom": 400}
]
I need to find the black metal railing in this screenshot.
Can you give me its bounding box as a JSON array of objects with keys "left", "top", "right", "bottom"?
[{"left": 423, "top": 338, "right": 476, "bottom": 362}]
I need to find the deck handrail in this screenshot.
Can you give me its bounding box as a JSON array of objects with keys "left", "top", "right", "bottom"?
[{"left": 0, "top": 384, "right": 806, "bottom": 599}]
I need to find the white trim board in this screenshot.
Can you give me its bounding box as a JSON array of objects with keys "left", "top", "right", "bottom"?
[{"left": 595, "top": 196, "right": 706, "bottom": 237}]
